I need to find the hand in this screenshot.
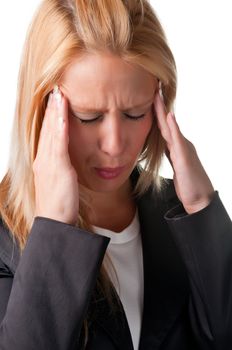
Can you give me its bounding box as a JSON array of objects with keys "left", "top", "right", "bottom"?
[
  {"left": 153, "top": 89, "right": 214, "bottom": 214},
  {"left": 33, "top": 86, "right": 79, "bottom": 225}
]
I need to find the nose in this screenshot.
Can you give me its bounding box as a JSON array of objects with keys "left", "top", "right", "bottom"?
[{"left": 98, "top": 114, "right": 126, "bottom": 157}]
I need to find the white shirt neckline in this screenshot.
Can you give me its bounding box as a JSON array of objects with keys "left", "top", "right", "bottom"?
[{"left": 93, "top": 209, "right": 139, "bottom": 244}]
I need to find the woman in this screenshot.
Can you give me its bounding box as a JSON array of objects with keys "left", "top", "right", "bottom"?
[{"left": 0, "top": 0, "right": 231, "bottom": 349}]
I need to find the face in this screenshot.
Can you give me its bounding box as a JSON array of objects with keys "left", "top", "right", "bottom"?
[{"left": 60, "top": 52, "right": 157, "bottom": 194}]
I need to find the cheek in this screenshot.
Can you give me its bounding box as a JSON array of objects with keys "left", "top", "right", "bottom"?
[{"left": 68, "top": 119, "right": 93, "bottom": 163}]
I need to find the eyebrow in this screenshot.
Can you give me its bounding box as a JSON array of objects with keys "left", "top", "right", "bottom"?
[{"left": 69, "top": 99, "right": 153, "bottom": 114}]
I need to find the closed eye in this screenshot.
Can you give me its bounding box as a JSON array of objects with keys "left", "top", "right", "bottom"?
[
  {"left": 69, "top": 107, "right": 101, "bottom": 123},
  {"left": 124, "top": 113, "right": 145, "bottom": 120},
  {"left": 77, "top": 116, "right": 101, "bottom": 123},
  {"left": 70, "top": 112, "right": 146, "bottom": 123}
]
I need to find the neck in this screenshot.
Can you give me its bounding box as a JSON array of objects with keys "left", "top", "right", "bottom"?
[{"left": 81, "top": 180, "right": 136, "bottom": 232}]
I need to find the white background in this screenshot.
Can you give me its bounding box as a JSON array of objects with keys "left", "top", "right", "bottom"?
[{"left": 0, "top": 1, "right": 231, "bottom": 216}]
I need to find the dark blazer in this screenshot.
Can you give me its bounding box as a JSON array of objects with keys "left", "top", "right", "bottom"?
[{"left": 0, "top": 170, "right": 232, "bottom": 349}]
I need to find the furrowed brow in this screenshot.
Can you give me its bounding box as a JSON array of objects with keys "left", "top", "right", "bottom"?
[{"left": 69, "top": 99, "right": 153, "bottom": 114}]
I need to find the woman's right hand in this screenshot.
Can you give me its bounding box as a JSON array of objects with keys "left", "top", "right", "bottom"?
[{"left": 33, "top": 86, "right": 79, "bottom": 225}]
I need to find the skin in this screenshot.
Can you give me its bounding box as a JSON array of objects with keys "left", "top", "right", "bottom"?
[
  {"left": 33, "top": 52, "right": 214, "bottom": 228},
  {"left": 154, "top": 93, "right": 215, "bottom": 214},
  {"left": 59, "top": 53, "right": 156, "bottom": 229},
  {"left": 61, "top": 53, "right": 155, "bottom": 192}
]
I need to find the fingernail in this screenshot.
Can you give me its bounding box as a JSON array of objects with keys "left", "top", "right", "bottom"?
[
  {"left": 53, "top": 85, "right": 62, "bottom": 107},
  {"left": 47, "top": 92, "right": 53, "bottom": 107},
  {"left": 159, "top": 81, "right": 164, "bottom": 101}
]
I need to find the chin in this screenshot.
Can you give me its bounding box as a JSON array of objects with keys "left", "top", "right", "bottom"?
[{"left": 79, "top": 174, "right": 131, "bottom": 194}]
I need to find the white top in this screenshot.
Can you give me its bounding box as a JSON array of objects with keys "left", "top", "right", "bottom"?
[{"left": 93, "top": 210, "right": 144, "bottom": 350}]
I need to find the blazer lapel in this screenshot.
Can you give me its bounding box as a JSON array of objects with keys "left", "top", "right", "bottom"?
[
  {"left": 0, "top": 218, "right": 20, "bottom": 273},
  {"left": 137, "top": 180, "right": 190, "bottom": 349},
  {"left": 88, "top": 286, "right": 134, "bottom": 349}
]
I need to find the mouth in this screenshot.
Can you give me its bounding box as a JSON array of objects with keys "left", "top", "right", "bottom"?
[{"left": 94, "top": 166, "right": 125, "bottom": 180}]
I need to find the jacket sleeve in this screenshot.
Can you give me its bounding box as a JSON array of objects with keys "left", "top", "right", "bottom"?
[
  {"left": 0, "top": 217, "right": 109, "bottom": 350},
  {"left": 165, "top": 191, "right": 232, "bottom": 349}
]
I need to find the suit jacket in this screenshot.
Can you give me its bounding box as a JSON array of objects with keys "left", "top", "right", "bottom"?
[{"left": 0, "top": 170, "right": 232, "bottom": 349}]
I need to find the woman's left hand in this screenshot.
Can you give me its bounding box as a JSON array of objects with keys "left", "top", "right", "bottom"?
[{"left": 153, "top": 89, "right": 215, "bottom": 214}]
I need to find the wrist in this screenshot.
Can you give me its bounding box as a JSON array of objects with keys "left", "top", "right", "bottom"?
[{"left": 183, "top": 192, "right": 215, "bottom": 214}]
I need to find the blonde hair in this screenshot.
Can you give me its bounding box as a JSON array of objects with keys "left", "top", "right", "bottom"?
[{"left": 0, "top": 0, "right": 176, "bottom": 345}]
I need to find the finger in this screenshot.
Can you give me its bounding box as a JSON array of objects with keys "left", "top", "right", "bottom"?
[
  {"left": 37, "top": 88, "right": 69, "bottom": 162},
  {"left": 36, "top": 92, "right": 54, "bottom": 158},
  {"left": 166, "top": 111, "right": 186, "bottom": 148},
  {"left": 52, "top": 86, "right": 71, "bottom": 163},
  {"left": 42, "top": 86, "right": 65, "bottom": 133},
  {"left": 153, "top": 91, "right": 172, "bottom": 145},
  {"left": 38, "top": 90, "right": 60, "bottom": 142}
]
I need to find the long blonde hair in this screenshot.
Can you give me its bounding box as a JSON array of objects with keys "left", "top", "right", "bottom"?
[{"left": 0, "top": 0, "right": 176, "bottom": 345}]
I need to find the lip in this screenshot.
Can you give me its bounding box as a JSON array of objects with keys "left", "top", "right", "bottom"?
[{"left": 94, "top": 166, "right": 125, "bottom": 180}]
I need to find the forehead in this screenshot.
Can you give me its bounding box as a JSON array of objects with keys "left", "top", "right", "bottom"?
[{"left": 60, "top": 52, "right": 156, "bottom": 108}]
